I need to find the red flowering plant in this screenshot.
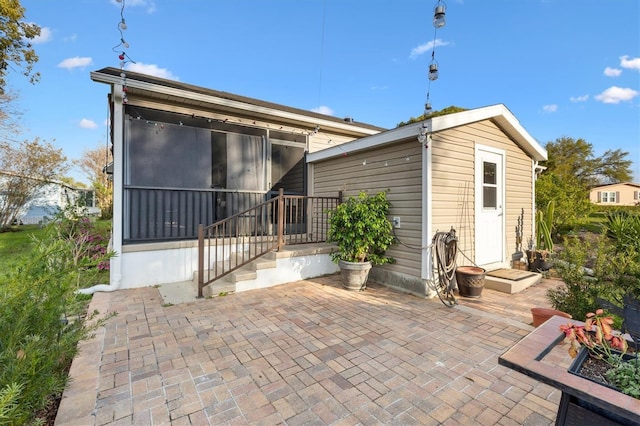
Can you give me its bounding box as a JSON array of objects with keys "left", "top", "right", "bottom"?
[{"left": 560, "top": 309, "right": 628, "bottom": 365}]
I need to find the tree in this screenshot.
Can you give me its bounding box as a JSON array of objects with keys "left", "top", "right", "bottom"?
[
  {"left": 0, "top": 138, "right": 68, "bottom": 227},
  {"left": 543, "top": 137, "right": 633, "bottom": 186},
  {"left": 536, "top": 172, "right": 592, "bottom": 232},
  {"left": 74, "top": 144, "right": 113, "bottom": 218},
  {"left": 536, "top": 137, "right": 633, "bottom": 231},
  {"left": 396, "top": 105, "right": 468, "bottom": 127},
  {"left": 0, "top": 0, "right": 41, "bottom": 91}
]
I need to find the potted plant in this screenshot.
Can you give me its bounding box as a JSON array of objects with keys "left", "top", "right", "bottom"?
[
  {"left": 560, "top": 309, "right": 638, "bottom": 396},
  {"left": 327, "top": 191, "right": 395, "bottom": 291},
  {"left": 556, "top": 309, "right": 639, "bottom": 423},
  {"left": 526, "top": 200, "right": 555, "bottom": 272}
]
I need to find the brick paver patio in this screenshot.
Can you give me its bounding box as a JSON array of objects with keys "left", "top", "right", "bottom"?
[{"left": 55, "top": 275, "right": 566, "bottom": 425}]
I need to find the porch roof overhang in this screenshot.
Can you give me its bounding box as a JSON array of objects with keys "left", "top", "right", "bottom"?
[
  {"left": 90, "top": 67, "right": 385, "bottom": 138},
  {"left": 307, "top": 104, "right": 548, "bottom": 163}
]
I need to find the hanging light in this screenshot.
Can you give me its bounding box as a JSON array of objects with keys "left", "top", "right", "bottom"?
[
  {"left": 433, "top": 4, "right": 446, "bottom": 29},
  {"left": 417, "top": 124, "right": 428, "bottom": 144},
  {"left": 424, "top": 102, "right": 432, "bottom": 115},
  {"left": 428, "top": 63, "right": 439, "bottom": 81},
  {"left": 119, "top": 18, "right": 127, "bottom": 30}
]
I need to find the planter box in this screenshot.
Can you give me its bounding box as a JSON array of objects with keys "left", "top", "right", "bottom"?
[
  {"left": 560, "top": 347, "right": 638, "bottom": 425},
  {"left": 499, "top": 316, "right": 640, "bottom": 426}
]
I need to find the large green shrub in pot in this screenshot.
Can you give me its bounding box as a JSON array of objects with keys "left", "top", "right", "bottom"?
[{"left": 328, "top": 191, "right": 395, "bottom": 265}]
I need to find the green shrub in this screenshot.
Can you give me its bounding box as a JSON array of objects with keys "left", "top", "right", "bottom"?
[
  {"left": 0, "top": 208, "right": 114, "bottom": 424},
  {"left": 605, "top": 212, "right": 640, "bottom": 258},
  {"left": 328, "top": 191, "right": 395, "bottom": 265}
]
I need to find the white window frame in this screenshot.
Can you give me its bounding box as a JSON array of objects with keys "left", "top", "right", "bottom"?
[{"left": 601, "top": 191, "right": 617, "bottom": 203}]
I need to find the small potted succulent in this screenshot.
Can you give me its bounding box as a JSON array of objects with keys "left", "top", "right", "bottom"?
[
  {"left": 526, "top": 200, "right": 555, "bottom": 272},
  {"left": 327, "top": 191, "right": 395, "bottom": 291}
]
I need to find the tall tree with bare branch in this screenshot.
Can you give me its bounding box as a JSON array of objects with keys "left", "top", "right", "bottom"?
[
  {"left": 0, "top": 138, "right": 68, "bottom": 227},
  {"left": 75, "top": 143, "right": 113, "bottom": 218}
]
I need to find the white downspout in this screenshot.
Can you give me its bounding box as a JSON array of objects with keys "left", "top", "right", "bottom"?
[
  {"left": 422, "top": 131, "right": 435, "bottom": 297},
  {"left": 79, "top": 84, "right": 124, "bottom": 294}
]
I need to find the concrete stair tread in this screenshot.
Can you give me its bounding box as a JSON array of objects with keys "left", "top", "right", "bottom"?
[{"left": 483, "top": 270, "right": 542, "bottom": 294}]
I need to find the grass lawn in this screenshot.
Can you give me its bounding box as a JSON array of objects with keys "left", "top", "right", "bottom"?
[
  {"left": 0, "top": 220, "right": 112, "bottom": 286},
  {"left": 0, "top": 225, "right": 47, "bottom": 269}
]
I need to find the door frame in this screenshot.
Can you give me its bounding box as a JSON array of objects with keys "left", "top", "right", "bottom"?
[{"left": 474, "top": 144, "right": 506, "bottom": 269}]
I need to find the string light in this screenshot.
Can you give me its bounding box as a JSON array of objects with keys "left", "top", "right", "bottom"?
[
  {"left": 420, "top": 0, "right": 449, "bottom": 145},
  {"left": 112, "top": 0, "right": 135, "bottom": 104}
]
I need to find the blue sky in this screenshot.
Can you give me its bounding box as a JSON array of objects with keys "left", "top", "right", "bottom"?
[{"left": 7, "top": 0, "right": 640, "bottom": 184}]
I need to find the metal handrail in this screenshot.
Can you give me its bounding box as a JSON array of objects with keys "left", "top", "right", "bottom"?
[{"left": 197, "top": 189, "right": 341, "bottom": 297}]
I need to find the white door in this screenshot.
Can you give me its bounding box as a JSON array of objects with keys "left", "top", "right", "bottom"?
[{"left": 475, "top": 146, "right": 505, "bottom": 266}]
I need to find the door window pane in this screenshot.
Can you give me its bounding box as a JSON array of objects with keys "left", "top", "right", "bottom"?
[
  {"left": 483, "top": 161, "right": 497, "bottom": 208},
  {"left": 483, "top": 162, "right": 496, "bottom": 185}
]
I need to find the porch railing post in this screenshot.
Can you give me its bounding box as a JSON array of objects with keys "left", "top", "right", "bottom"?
[
  {"left": 197, "top": 224, "right": 204, "bottom": 298},
  {"left": 277, "top": 188, "right": 285, "bottom": 251}
]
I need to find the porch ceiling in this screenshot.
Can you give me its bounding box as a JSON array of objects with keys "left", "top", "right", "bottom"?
[{"left": 91, "top": 67, "right": 385, "bottom": 138}]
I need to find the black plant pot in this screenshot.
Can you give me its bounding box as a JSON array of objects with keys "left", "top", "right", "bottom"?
[
  {"left": 562, "top": 347, "right": 638, "bottom": 425},
  {"left": 526, "top": 250, "right": 553, "bottom": 272},
  {"left": 623, "top": 294, "right": 640, "bottom": 339}
]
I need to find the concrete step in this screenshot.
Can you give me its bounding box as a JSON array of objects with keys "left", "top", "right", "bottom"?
[{"left": 484, "top": 269, "right": 542, "bottom": 294}]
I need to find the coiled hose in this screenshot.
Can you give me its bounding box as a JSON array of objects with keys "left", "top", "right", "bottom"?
[{"left": 432, "top": 227, "right": 458, "bottom": 307}]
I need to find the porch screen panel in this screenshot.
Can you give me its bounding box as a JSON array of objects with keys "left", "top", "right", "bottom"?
[
  {"left": 126, "top": 119, "right": 211, "bottom": 189},
  {"left": 271, "top": 142, "right": 305, "bottom": 193}
]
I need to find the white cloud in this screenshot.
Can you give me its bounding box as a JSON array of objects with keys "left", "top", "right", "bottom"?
[
  {"left": 410, "top": 39, "right": 449, "bottom": 58},
  {"left": 569, "top": 94, "right": 589, "bottom": 102},
  {"left": 311, "top": 106, "right": 334, "bottom": 116},
  {"left": 112, "top": 0, "right": 156, "bottom": 13},
  {"left": 57, "top": 56, "right": 93, "bottom": 70},
  {"left": 64, "top": 34, "right": 78, "bottom": 42},
  {"left": 620, "top": 55, "right": 640, "bottom": 71},
  {"left": 595, "top": 86, "right": 639, "bottom": 104},
  {"left": 604, "top": 67, "right": 622, "bottom": 77},
  {"left": 79, "top": 119, "right": 97, "bottom": 129},
  {"left": 31, "top": 26, "right": 52, "bottom": 44},
  {"left": 542, "top": 104, "right": 558, "bottom": 113},
  {"left": 126, "top": 63, "right": 178, "bottom": 80}
]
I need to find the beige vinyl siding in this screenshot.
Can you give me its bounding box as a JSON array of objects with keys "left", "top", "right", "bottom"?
[
  {"left": 590, "top": 183, "right": 640, "bottom": 206},
  {"left": 308, "top": 134, "right": 357, "bottom": 153},
  {"left": 312, "top": 139, "right": 423, "bottom": 278},
  {"left": 430, "top": 120, "right": 533, "bottom": 264}
]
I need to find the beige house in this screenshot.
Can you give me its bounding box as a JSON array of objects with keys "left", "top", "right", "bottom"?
[
  {"left": 88, "top": 67, "right": 384, "bottom": 292},
  {"left": 589, "top": 182, "right": 640, "bottom": 206},
  {"left": 87, "top": 67, "right": 547, "bottom": 298},
  {"left": 307, "top": 105, "right": 547, "bottom": 296}
]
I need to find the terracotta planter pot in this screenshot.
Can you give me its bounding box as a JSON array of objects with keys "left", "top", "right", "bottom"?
[
  {"left": 530, "top": 307, "right": 572, "bottom": 327},
  {"left": 455, "top": 266, "right": 486, "bottom": 298}
]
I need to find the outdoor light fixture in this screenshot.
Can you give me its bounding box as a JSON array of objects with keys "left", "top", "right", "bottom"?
[
  {"left": 428, "top": 63, "right": 439, "bottom": 81},
  {"left": 433, "top": 4, "right": 446, "bottom": 29},
  {"left": 424, "top": 102, "right": 432, "bottom": 115},
  {"left": 119, "top": 18, "right": 127, "bottom": 30},
  {"left": 417, "top": 124, "right": 428, "bottom": 144}
]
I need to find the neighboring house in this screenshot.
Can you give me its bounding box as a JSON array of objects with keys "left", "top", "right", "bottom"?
[
  {"left": 22, "top": 184, "right": 100, "bottom": 224},
  {"left": 589, "top": 182, "right": 640, "bottom": 206},
  {"left": 0, "top": 171, "right": 99, "bottom": 224},
  {"left": 90, "top": 67, "right": 384, "bottom": 290},
  {"left": 307, "top": 105, "right": 547, "bottom": 296}
]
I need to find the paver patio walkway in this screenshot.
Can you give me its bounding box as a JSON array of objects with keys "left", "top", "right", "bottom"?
[{"left": 55, "top": 275, "right": 568, "bottom": 425}]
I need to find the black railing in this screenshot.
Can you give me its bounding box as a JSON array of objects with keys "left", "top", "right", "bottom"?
[
  {"left": 197, "top": 189, "right": 341, "bottom": 297},
  {"left": 124, "top": 187, "right": 267, "bottom": 242}
]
